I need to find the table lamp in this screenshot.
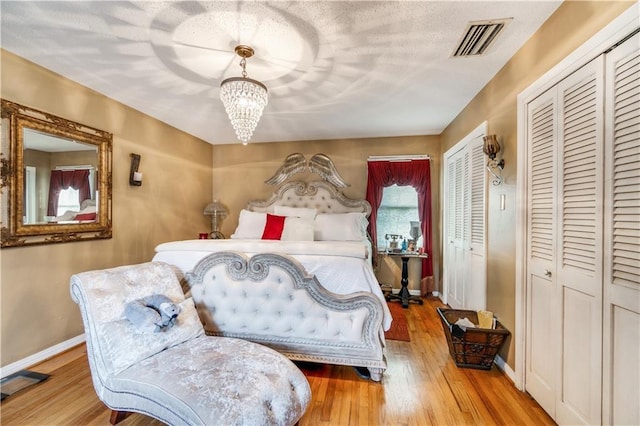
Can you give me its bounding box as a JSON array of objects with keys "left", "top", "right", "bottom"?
[
  {"left": 203, "top": 200, "right": 229, "bottom": 239},
  {"left": 408, "top": 221, "right": 421, "bottom": 252}
]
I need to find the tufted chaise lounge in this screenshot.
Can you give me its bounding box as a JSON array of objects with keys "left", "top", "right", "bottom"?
[{"left": 70, "top": 261, "right": 311, "bottom": 425}]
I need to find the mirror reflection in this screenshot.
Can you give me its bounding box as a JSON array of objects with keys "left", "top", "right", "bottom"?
[
  {"left": 23, "top": 128, "right": 99, "bottom": 225},
  {"left": 1, "top": 99, "right": 112, "bottom": 247}
]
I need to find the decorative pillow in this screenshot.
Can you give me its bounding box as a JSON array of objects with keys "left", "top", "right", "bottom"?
[
  {"left": 274, "top": 205, "right": 317, "bottom": 219},
  {"left": 80, "top": 199, "right": 97, "bottom": 209},
  {"left": 261, "top": 214, "right": 286, "bottom": 240},
  {"left": 74, "top": 212, "right": 97, "bottom": 221},
  {"left": 231, "top": 210, "right": 267, "bottom": 239},
  {"left": 281, "top": 217, "right": 315, "bottom": 241},
  {"left": 315, "top": 213, "right": 368, "bottom": 241}
]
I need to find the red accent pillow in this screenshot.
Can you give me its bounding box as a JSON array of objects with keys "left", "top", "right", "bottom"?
[
  {"left": 74, "top": 213, "right": 96, "bottom": 221},
  {"left": 261, "top": 214, "right": 286, "bottom": 240}
]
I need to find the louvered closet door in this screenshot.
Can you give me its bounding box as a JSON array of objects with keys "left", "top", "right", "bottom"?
[
  {"left": 445, "top": 146, "right": 468, "bottom": 309},
  {"left": 444, "top": 132, "right": 487, "bottom": 310},
  {"left": 526, "top": 56, "right": 604, "bottom": 425},
  {"left": 555, "top": 55, "right": 604, "bottom": 426},
  {"left": 467, "top": 138, "right": 486, "bottom": 311},
  {"left": 525, "top": 87, "right": 558, "bottom": 418},
  {"left": 444, "top": 153, "right": 458, "bottom": 306},
  {"left": 602, "top": 32, "right": 640, "bottom": 426}
]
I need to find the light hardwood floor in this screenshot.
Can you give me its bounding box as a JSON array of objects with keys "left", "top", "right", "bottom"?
[{"left": 1, "top": 297, "right": 554, "bottom": 425}]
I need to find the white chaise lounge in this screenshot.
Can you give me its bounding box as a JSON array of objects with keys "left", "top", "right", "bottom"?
[{"left": 70, "top": 261, "right": 311, "bottom": 425}]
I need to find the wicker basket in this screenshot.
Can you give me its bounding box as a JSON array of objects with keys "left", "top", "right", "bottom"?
[{"left": 437, "top": 307, "right": 510, "bottom": 370}]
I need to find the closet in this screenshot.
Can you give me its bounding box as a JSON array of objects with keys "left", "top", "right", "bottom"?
[
  {"left": 443, "top": 124, "right": 486, "bottom": 311},
  {"left": 523, "top": 32, "right": 639, "bottom": 425}
]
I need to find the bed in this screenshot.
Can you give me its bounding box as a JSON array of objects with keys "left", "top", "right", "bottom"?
[
  {"left": 50, "top": 199, "right": 97, "bottom": 222},
  {"left": 153, "top": 179, "right": 390, "bottom": 381}
]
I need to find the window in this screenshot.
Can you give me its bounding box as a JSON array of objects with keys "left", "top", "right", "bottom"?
[
  {"left": 56, "top": 188, "right": 80, "bottom": 216},
  {"left": 376, "top": 184, "right": 421, "bottom": 250},
  {"left": 47, "top": 168, "right": 93, "bottom": 217},
  {"left": 365, "top": 157, "right": 434, "bottom": 292}
]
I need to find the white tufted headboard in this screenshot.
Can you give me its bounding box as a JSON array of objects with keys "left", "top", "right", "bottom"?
[{"left": 247, "top": 181, "right": 371, "bottom": 217}]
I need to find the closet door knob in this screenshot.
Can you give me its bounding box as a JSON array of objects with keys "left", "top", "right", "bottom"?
[{"left": 544, "top": 269, "right": 552, "bottom": 277}]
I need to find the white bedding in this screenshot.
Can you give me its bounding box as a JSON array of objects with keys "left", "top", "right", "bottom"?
[
  {"left": 153, "top": 239, "right": 392, "bottom": 330},
  {"left": 51, "top": 204, "right": 97, "bottom": 222}
]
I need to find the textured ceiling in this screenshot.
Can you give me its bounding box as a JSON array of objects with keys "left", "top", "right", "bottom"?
[{"left": 0, "top": 1, "right": 562, "bottom": 145}]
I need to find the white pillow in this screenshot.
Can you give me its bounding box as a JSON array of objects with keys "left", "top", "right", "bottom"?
[
  {"left": 80, "top": 199, "right": 96, "bottom": 209},
  {"left": 274, "top": 205, "right": 317, "bottom": 219},
  {"left": 281, "top": 217, "right": 315, "bottom": 241},
  {"left": 315, "top": 213, "right": 368, "bottom": 241},
  {"left": 230, "top": 210, "right": 267, "bottom": 239}
]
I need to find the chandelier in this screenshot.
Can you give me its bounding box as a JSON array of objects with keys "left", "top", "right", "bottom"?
[{"left": 220, "top": 45, "right": 268, "bottom": 145}]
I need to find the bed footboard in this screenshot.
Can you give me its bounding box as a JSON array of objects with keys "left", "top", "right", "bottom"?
[{"left": 184, "top": 251, "right": 387, "bottom": 381}]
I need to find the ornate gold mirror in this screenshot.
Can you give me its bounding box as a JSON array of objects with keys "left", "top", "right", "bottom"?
[{"left": 1, "top": 100, "right": 112, "bottom": 247}]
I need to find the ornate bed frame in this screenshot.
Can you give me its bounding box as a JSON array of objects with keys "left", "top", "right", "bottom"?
[
  {"left": 181, "top": 179, "right": 387, "bottom": 381},
  {"left": 185, "top": 252, "right": 386, "bottom": 381}
]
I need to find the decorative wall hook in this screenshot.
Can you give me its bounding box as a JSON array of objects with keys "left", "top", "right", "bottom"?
[
  {"left": 487, "top": 158, "right": 505, "bottom": 186},
  {"left": 129, "top": 153, "right": 142, "bottom": 186}
]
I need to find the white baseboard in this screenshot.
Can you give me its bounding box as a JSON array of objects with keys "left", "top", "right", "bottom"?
[
  {"left": 494, "top": 354, "right": 517, "bottom": 385},
  {"left": 1, "top": 334, "right": 86, "bottom": 379}
]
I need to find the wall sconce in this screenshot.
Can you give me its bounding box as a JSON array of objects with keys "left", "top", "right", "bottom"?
[
  {"left": 129, "top": 153, "right": 143, "bottom": 186},
  {"left": 204, "top": 200, "right": 229, "bottom": 239},
  {"left": 483, "top": 134, "right": 505, "bottom": 186}
]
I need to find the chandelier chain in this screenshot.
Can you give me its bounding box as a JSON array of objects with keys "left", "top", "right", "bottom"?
[{"left": 240, "top": 57, "right": 247, "bottom": 78}]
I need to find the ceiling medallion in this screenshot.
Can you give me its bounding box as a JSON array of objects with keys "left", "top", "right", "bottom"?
[{"left": 219, "top": 45, "right": 268, "bottom": 145}]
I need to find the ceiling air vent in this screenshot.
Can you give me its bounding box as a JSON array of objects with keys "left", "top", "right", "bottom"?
[{"left": 451, "top": 18, "right": 512, "bottom": 57}]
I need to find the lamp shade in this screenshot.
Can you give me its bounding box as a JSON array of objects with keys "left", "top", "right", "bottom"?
[
  {"left": 203, "top": 200, "right": 228, "bottom": 219},
  {"left": 482, "top": 134, "right": 501, "bottom": 160},
  {"left": 409, "top": 221, "right": 422, "bottom": 240}
]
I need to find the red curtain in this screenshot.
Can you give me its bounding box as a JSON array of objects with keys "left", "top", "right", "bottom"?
[
  {"left": 366, "top": 159, "right": 434, "bottom": 295},
  {"left": 47, "top": 169, "right": 91, "bottom": 216}
]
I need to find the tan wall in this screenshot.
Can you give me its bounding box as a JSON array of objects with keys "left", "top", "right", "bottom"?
[
  {"left": 440, "top": 1, "right": 634, "bottom": 368},
  {"left": 212, "top": 136, "right": 442, "bottom": 293},
  {"left": 0, "top": 50, "right": 213, "bottom": 367}
]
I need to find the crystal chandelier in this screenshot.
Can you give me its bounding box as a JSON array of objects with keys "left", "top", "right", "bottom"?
[{"left": 220, "top": 45, "right": 268, "bottom": 145}]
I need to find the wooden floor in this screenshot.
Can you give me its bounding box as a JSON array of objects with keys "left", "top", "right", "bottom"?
[{"left": 1, "top": 297, "right": 555, "bottom": 425}]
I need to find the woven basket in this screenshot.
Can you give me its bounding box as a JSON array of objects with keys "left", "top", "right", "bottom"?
[{"left": 437, "top": 307, "right": 510, "bottom": 370}]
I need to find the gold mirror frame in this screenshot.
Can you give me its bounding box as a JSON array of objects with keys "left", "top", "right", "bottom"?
[{"left": 1, "top": 99, "right": 112, "bottom": 247}]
